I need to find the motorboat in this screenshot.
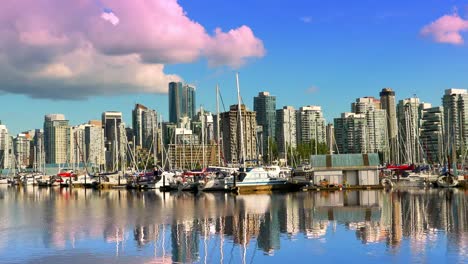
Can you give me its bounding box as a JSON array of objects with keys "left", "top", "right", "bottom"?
[
  {"left": 225, "top": 167, "right": 298, "bottom": 193},
  {"left": 436, "top": 174, "right": 459, "bottom": 188}
]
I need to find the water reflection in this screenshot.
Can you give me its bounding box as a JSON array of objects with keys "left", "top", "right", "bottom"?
[{"left": 0, "top": 186, "right": 466, "bottom": 263}]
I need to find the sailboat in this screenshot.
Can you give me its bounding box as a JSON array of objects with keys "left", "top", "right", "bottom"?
[
  {"left": 225, "top": 73, "right": 298, "bottom": 193},
  {"left": 436, "top": 110, "right": 459, "bottom": 188}
]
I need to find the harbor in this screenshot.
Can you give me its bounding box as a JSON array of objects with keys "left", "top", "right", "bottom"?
[{"left": 0, "top": 186, "right": 466, "bottom": 263}]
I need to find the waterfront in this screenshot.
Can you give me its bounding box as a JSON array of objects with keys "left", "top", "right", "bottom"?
[{"left": 0, "top": 187, "right": 466, "bottom": 263}]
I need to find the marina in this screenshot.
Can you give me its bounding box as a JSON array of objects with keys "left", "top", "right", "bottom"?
[{"left": 0, "top": 186, "right": 466, "bottom": 263}]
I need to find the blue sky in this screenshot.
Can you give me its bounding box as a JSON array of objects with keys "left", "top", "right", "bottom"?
[{"left": 2, "top": 0, "right": 468, "bottom": 134}]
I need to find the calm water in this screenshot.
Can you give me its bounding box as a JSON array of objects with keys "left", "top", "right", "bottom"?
[{"left": 0, "top": 187, "right": 466, "bottom": 264}]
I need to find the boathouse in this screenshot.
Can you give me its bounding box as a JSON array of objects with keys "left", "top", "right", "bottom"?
[{"left": 309, "top": 153, "right": 380, "bottom": 187}]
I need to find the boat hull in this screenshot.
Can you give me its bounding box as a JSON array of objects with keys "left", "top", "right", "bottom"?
[{"left": 229, "top": 181, "right": 303, "bottom": 193}]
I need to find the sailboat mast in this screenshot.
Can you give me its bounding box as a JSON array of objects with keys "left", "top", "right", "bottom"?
[
  {"left": 201, "top": 106, "right": 205, "bottom": 169},
  {"left": 216, "top": 84, "right": 221, "bottom": 166},
  {"left": 153, "top": 117, "right": 157, "bottom": 169},
  {"left": 160, "top": 115, "right": 165, "bottom": 170},
  {"left": 236, "top": 73, "right": 246, "bottom": 168}
]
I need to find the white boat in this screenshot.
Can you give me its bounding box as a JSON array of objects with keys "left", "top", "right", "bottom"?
[
  {"left": 20, "top": 173, "right": 43, "bottom": 186},
  {"left": 392, "top": 172, "right": 439, "bottom": 188},
  {"left": 436, "top": 174, "right": 459, "bottom": 188},
  {"left": 71, "top": 174, "right": 97, "bottom": 187},
  {"left": 0, "top": 178, "right": 8, "bottom": 184},
  {"left": 225, "top": 167, "right": 295, "bottom": 192},
  {"left": 169, "top": 175, "right": 201, "bottom": 192},
  {"left": 202, "top": 178, "right": 227, "bottom": 191},
  {"left": 99, "top": 171, "right": 127, "bottom": 185}
]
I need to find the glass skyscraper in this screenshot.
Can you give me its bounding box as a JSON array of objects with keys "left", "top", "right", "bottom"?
[
  {"left": 254, "top": 91, "right": 276, "bottom": 158},
  {"left": 169, "top": 82, "right": 196, "bottom": 123}
]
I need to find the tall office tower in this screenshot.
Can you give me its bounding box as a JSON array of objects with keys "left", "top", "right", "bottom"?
[
  {"left": 380, "top": 88, "right": 399, "bottom": 163},
  {"left": 70, "top": 125, "right": 86, "bottom": 166},
  {"left": 142, "top": 109, "right": 157, "bottom": 151},
  {"left": 353, "top": 97, "right": 387, "bottom": 155},
  {"left": 0, "top": 123, "right": 10, "bottom": 169},
  {"left": 168, "top": 82, "right": 196, "bottom": 123},
  {"left": 296, "top": 106, "right": 327, "bottom": 147},
  {"left": 84, "top": 122, "right": 106, "bottom": 168},
  {"left": 276, "top": 106, "right": 296, "bottom": 159},
  {"left": 102, "top": 111, "right": 126, "bottom": 171},
  {"left": 220, "top": 104, "right": 258, "bottom": 164},
  {"left": 13, "top": 133, "right": 31, "bottom": 168},
  {"left": 326, "top": 123, "right": 335, "bottom": 154},
  {"left": 192, "top": 110, "right": 215, "bottom": 143},
  {"left": 442, "top": 89, "right": 468, "bottom": 154},
  {"left": 132, "top": 103, "right": 147, "bottom": 147},
  {"left": 44, "top": 114, "right": 71, "bottom": 165},
  {"left": 254, "top": 91, "right": 277, "bottom": 159},
  {"left": 133, "top": 104, "right": 158, "bottom": 150},
  {"left": 334, "top": 113, "right": 367, "bottom": 154},
  {"left": 28, "top": 129, "right": 44, "bottom": 169},
  {"left": 397, "top": 97, "right": 430, "bottom": 164},
  {"left": 420, "top": 106, "right": 445, "bottom": 164}
]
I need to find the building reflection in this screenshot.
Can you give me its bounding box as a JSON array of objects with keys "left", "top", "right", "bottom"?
[{"left": 0, "top": 186, "right": 466, "bottom": 262}]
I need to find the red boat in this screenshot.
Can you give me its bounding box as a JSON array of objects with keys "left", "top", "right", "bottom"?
[
  {"left": 57, "top": 169, "right": 76, "bottom": 178},
  {"left": 385, "top": 164, "right": 415, "bottom": 171}
]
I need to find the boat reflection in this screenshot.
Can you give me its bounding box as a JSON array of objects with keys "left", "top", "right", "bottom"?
[{"left": 0, "top": 186, "right": 466, "bottom": 263}]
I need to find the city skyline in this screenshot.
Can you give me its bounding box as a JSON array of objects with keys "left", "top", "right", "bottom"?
[
  {"left": 2, "top": 1, "right": 468, "bottom": 134},
  {"left": 0, "top": 87, "right": 461, "bottom": 135}
]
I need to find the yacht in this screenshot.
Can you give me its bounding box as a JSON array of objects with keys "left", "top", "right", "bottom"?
[
  {"left": 436, "top": 174, "right": 459, "bottom": 188},
  {"left": 225, "top": 167, "right": 296, "bottom": 192},
  {"left": 201, "top": 171, "right": 230, "bottom": 192}
]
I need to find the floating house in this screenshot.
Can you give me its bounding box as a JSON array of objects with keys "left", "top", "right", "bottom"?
[{"left": 308, "top": 153, "right": 380, "bottom": 187}]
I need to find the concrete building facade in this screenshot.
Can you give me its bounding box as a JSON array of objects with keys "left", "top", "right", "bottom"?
[
  {"left": 397, "top": 98, "right": 430, "bottom": 164},
  {"left": 44, "top": 114, "right": 71, "bottom": 165},
  {"left": 296, "top": 106, "right": 327, "bottom": 146},
  {"left": 220, "top": 104, "right": 258, "bottom": 164},
  {"left": 420, "top": 106, "right": 445, "bottom": 164},
  {"left": 442, "top": 89, "right": 468, "bottom": 154},
  {"left": 276, "top": 106, "right": 297, "bottom": 159},
  {"left": 0, "top": 124, "right": 10, "bottom": 169}
]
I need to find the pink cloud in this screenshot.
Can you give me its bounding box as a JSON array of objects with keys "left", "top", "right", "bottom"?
[
  {"left": 421, "top": 13, "right": 468, "bottom": 44},
  {"left": 0, "top": 0, "right": 265, "bottom": 99},
  {"left": 204, "top": 26, "right": 266, "bottom": 68}
]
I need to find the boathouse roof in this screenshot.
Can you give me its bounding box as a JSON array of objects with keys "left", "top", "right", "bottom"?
[{"left": 310, "top": 153, "right": 380, "bottom": 169}]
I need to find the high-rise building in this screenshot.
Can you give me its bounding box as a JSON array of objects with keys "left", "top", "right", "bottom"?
[
  {"left": 44, "top": 114, "right": 71, "bottom": 164},
  {"left": 132, "top": 103, "right": 147, "bottom": 147},
  {"left": 142, "top": 109, "right": 157, "bottom": 151},
  {"left": 442, "top": 89, "right": 468, "bottom": 153},
  {"left": 220, "top": 104, "right": 258, "bottom": 164},
  {"left": 0, "top": 123, "right": 10, "bottom": 169},
  {"left": 14, "top": 133, "right": 31, "bottom": 168},
  {"left": 254, "top": 91, "right": 276, "bottom": 158},
  {"left": 420, "top": 106, "right": 444, "bottom": 164},
  {"left": 397, "top": 97, "right": 430, "bottom": 164},
  {"left": 132, "top": 104, "right": 158, "bottom": 150},
  {"left": 334, "top": 113, "right": 367, "bottom": 154},
  {"left": 85, "top": 123, "right": 106, "bottom": 168},
  {"left": 353, "top": 97, "right": 387, "bottom": 155},
  {"left": 326, "top": 123, "right": 335, "bottom": 154},
  {"left": 168, "top": 82, "right": 196, "bottom": 123},
  {"left": 276, "top": 106, "right": 296, "bottom": 159},
  {"left": 352, "top": 96, "right": 381, "bottom": 113},
  {"left": 102, "top": 111, "right": 126, "bottom": 171},
  {"left": 296, "top": 106, "right": 327, "bottom": 146},
  {"left": 29, "top": 129, "right": 44, "bottom": 169},
  {"left": 380, "top": 88, "right": 399, "bottom": 163}
]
